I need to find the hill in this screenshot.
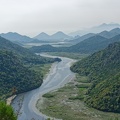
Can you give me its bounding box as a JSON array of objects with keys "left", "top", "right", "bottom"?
[
  {"left": 0, "top": 32, "right": 36, "bottom": 43},
  {"left": 51, "top": 31, "right": 70, "bottom": 40},
  {"left": 0, "top": 36, "right": 59, "bottom": 64},
  {"left": 71, "top": 42, "right": 120, "bottom": 112},
  {"left": 30, "top": 34, "right": 120, "bottom": 54},
  {"left": 98, "top": 28, "right": 120, "bottom": 39},
  {"left": 70, "top": 33, "right": 95, "bottom": 43},
  {"left": 34, "top": 32, "right": 51, "bottom": 41},
  {"left": 33, "top": 31, "right": 71, "bottom": 41},
  {"left": 69, "top": 35, "right": 108, "bottom": 53},
  {"left": 69, "top": 23, "right": 120, "bottom": 36},
  {"left": 0, "top": 50, "right": 43, "bottom": 99}
]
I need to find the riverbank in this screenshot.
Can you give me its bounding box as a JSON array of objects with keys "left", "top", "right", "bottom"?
[
  {"left": 12, "top": 54, "right": 75, "bottom": 120},
  {"left": 37, "top": 74, "right": 120, "bottom": 120},
  {"left": 6, "top": 95, "right": 16, "bottom": 105}
]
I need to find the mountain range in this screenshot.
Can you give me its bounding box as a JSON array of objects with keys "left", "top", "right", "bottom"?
[
  {"left": 70, "top": 28, "right": 120, "bottom": 43},
  {"left": 69, "top": 23, "right": 120, "bottom": 37},
  {"left": 30, "top": 31, "right": 120, "bottom": 54},
  {"left": 34, "top": 31, "right": 71, "bottom": 41},
  {"left": 0, "top": 32, "right": 35, "bottom": 43}
]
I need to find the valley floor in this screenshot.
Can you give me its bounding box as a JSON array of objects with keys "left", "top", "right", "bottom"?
[{"left": 36, "top": 74, "right": 120, "bottom": 120}]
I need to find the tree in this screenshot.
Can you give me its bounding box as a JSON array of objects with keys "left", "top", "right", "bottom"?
[{"left": 0, "top": 101, "right": 17, "bottom": 120}]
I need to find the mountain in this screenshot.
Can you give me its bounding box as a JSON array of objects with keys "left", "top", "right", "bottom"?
[
  {"left": 69, "top": 23, "right": 120, "bottom": 36},
  {"left": 0, "top": 36, "right": 60, "bottom": 64},
  {"left": 69, "top": 35, "right": 108, "bottom": 53},
  {"left": 34, "top": 31, "right": 71, "bottom": 41},
  {"left": 30, "top": 34, "right": 120, "bottom": 54},
  {"left": 70, "top": 42, "right": 120, "bottom": 112},
  {"left": 70, "top": 33, "right": 95, "bottom": 43},
  {"left": 0, "top": 50, "right": 43, "bottom": 99},
  {"left": 98, "top": 28, "right": 120, "bottom": 39},
  {"left": 51, "top": 31, "right": 71, "bottom": 40},
  {"left": 34, "top": 32, "right": 51, "bottom": 41},
  {"left": 0, "top": 32, "right": 35, "bottom": 43},
  {"left": 0, "top": 36, "right": 61, "bottom": 99}
]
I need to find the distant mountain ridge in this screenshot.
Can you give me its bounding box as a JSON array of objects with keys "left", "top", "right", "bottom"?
[
  {"left": 0, "top": 36, "right": 60, "bottom": 64},
  {"left": 69, "top": 23, "right": 120, "bottom": 36},
  {"left": 98, "top": 28, "right": 120, "bottom": 39},
  {"left": 34, "top": 31, "right": 71, "bottom": 41},
  {"left": 30, "top": 33, "right": 120, "bottom": 54},
  {"left": 70, "top": 27, "right": 120, "bottom": 43},
  {"left": 0, "top": 32, "right": 37, "bottom": 43}
]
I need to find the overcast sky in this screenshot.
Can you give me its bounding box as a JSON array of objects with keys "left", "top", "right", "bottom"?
[{"left": 0, "top": 0, "right": 120, "bottom": 37}]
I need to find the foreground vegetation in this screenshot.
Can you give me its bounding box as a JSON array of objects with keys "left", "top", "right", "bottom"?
[
  {"left": 0, "top": 101, "right": 17, "bottom": 120},
  {"left": 36, "top": 74, "right": 120, "bottom": 120},
  {"left": 71, "top": 42, "right": 120, "bottom": 113}
]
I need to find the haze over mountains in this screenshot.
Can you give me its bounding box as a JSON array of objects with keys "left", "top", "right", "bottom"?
[
  {"left": 34, "top": 31, "right": 71, "bottom": 41},
  {"left": 30, "top": 27, "right": 120, "bottom": 54},
  {"left": 69, "top": 23, "right": 120, "bottom": 37},
  {"left": 0, "top": 23, "right": 120, "bottom": 44},
  {"left": 71, "top": 27, "right": 120, "bottom": 44},
  {"left": 0, "top": 32, "right": 34, "bottom": 43}
]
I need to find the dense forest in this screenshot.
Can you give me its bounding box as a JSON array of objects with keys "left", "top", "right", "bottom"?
[
  {"left": 30, "top": 34, "right": 120, "bottom": 54},
  {"left": 0, "top": 36, "right": 61, "bottom": 99},
  {"left": 71, "top": 42, "right": 120, "bottom": 113},
  {"left": 0, "top": 36, "right": 60, "bottom": 64},
  {"left": 0, "top": 50, "right": 43, "bottom": 99}
]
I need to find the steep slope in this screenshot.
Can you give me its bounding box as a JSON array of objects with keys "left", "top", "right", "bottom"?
[
  {"left": 70, "top": 33, "right": 95, "bottom": 43},
  {"left": 69, "top": 35, "right": 108, "bottom": 53},
  {"left": 0, "top": 36, "right": 59, "bottom": 64},
  {"left": 34, "top": 32, "right": 51, "bottom": 40},
  {"left": 0, "top": 32, "right": 35, "bottom": 43},
  {"left": 98, "top": 28, "right": 120, "bottom": 39},
  {"left": 0, "top": 50, "right": 43, "bottom": 99},
  {"left": 71, "top": 42, "right": 120, "bottom": 112},
  {"left": 51, "top": 31, "right": 70, "bottom": 40}
]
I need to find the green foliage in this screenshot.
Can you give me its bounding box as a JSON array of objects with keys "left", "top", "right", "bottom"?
[
  {"left": 75, "top": 84, "right": 90, "bottom": 88},
  {"left": 42, "top": 93, "right": 56, "bottom": 98},
  {"left": 0, "top": 36, "right": 61, "bottom": 99},
  {"left": 71, "top": 42, "right": 120, "bottom": 113},
  {"left": 0, "top": 101, "right": 17, "bottom": 120},
  {"left": 0, "top": 36, "right": 61, "bottom": 64},
  {"left": 30, "top": 35, "right": 120, "bottom": 54},
  {"left": 0, "top": 50, "right": 43, "bottom": 99}
]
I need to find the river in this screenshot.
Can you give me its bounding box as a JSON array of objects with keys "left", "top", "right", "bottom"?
[{"left": 11, "top": 54, "right": 75, "bottom": 120}]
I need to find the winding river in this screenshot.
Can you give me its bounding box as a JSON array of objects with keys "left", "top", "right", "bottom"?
[{"left": 12, "top": 54, "right": 75, "bottom": 120}]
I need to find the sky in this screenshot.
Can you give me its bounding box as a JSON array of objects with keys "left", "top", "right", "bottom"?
[{"left": 0, "top": 0, "right": 120, "bottom": 37}]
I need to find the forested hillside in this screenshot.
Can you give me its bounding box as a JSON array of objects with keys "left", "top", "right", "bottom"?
[
  {"left": 30, "top": 34, "right": 120, "bottom": 54},
  {"left": 71, "top": 42, "right": 120, "bottom": 112},
  {"left": 0, "top": 36, "right": 60, "bottom": 64},
  {"left": 0, "top": 50, "right": 43, "bottom": 99},
  {"left": 0, "top": 37, "right": 61, "bottom": 99}
]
